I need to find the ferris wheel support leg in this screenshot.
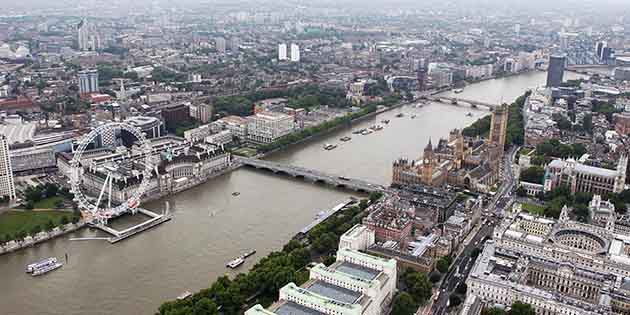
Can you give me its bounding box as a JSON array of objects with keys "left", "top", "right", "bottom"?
[
  {"left": 108, "top": 175, "right": 113, "bottom": 210},
  {"left": 96, "top": 172, "right": 111, "bottom": 213}
]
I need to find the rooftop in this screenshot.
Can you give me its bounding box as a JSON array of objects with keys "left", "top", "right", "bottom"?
[
  {"left": 304, "top": 281, "right": 362, "bottom": 304},
  {"left": 274, "top": 301, "right": 326, "bottom": 315},
  {"left": 334, "top": 261, "right": 380, "bottom": 280}
]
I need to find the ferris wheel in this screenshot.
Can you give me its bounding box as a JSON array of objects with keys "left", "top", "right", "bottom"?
[{"left": 70, "top": 122, "right": 154, "bottom": 225}]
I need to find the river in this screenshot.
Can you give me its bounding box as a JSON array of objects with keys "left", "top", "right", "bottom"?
[{"left": 0, "top": 70, "right": 580, "bottom": 315}]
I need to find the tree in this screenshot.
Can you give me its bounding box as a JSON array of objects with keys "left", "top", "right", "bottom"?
[
  {"left": 402, "top": 269, "right": 433, "bottom": 304},
  {"left": 429, "top": 272, "right": 442, "bottom": 283},
  {"left": 508, "top": 301, "right": 535, "bottom": 315},
  {"left": 60, "top": 216, "right": 69, "bottom": 225},
  {"left": 470, "top": 248, "right": 482, "bottom": 259},
  {"left": 390, "top": 292, "right": 417, "bottom": 315},
  {"left": 456, "top": 282, "right": 468, "bottom": 294},
  {"left": 482, "top": 308, "right": 507, "bottom": 315},
  {"left": 289, "top": 248, "right": 311, "bottom": 269},
  {"left": 45, "top": 219, "right": 55, "bottom": 231},
  {"left": 516, "top": 186, "right": 528, "bottom": 197},
  {"left": 520, "top": 166, "right": 545, "bottom": 184},
  {"left": 30, "top": 225, "right": 42, "bottom": 236},
  {"left": 436, "top": 257, "right": 450, "bottom": 273},
  {"left": 449, "top": 294, "right": 462, "bottom": 307},
  {"left": 193, "top": 297, "right": 218, "bottom": 315}
]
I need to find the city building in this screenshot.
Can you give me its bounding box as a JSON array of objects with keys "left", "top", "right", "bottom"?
[
  {"left": 78, "top": 69, "right": 99, "bottom": 95},
  {"left": 0, "top": 135, "right": 16, "bottom": 200},
  {"left": 546, "top": 54, "right": 566, "bottom": 88},
  {"left": 290, "top": 44, "right": 300, "bottom": 62},
  {"left": 189, "top": 103, "right": 213, "bottom": 123},
  {"left": 205, "top": 130, "right": 233, "bottom": 146},
  {"left": 216, "top": 115, "right": 248, "bottom": 140},
  {"left": 613, "top": 112, "right": 630, "bottom": 136},
  {"left": 124, "top": 116, "right": 163, "bottom": 143},
  {"left": 161, "top": 104, "right": 191, "bottom": 131},
  {"left": 278, "top": 43, "right": 288, "bottom": 61},
  {"left": 183, "top": 124, "right": 213, "bottom": 143},
  {"left": 77, "top": 18, "right": 100, "bottom": 51},
  {"left": 215, "top": 37, "right": 226, "bottom": 54},
  {"left": 10, "top": 146, "right": 56, "bottom": 175},
  {"left": 246, "top": 111, "right": 295, "bottom": 144},
  {"left": 545, "top": 157, "right": 627, "bottom": 195},
  {"left": 245, "top": 248, "right": 397, "bottom": 315},
  {"left": 466, "top": 205, "right": 630, "bottom": 315},
  {"left": 392, "top": 127, "right": 502, "bottom": 192}
]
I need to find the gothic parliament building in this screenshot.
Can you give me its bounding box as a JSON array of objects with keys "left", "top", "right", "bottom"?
[{"left": 392, "top": 104, "right": 508, "bottom": 192}]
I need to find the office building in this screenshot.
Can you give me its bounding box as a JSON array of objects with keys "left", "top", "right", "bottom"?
[
  {"left": 290, "top": 44, "right": 300, "bottom": 62},
  {"left": 546, "top": 55, "right": 566, "bottom": 88},
  {"left": 245, "top": 248, "right": 397, "bottom": 315},
  {"left": 246, "top": 111, "right": 295, "bottom": 144},
  {"left": 78, "top": 69, "right": 99, "bottom": 95},
  {"left": 189, "top": 103, "right": 213, "bottom": 123},
  {"left": 215, "top": 37, "right": 226, "bottom": 54},
  {"left": 0, "top": 135, "right": 16, "bottom": 200},
  {"left": 77, "top": 18, "right": 100, "bottom": 51},
  {"left": 278, "top": 43, "right": 288, "bottom": 61},
  {"left": 466, "top": 204, "right": 630, "bottom": 315},
  {"left": 162, "top": 104, "right": 191, "bottom": 131}
]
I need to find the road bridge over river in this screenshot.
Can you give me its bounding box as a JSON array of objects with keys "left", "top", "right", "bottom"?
[{"left": 235, "top": 157, "right": 386, "bottom": 193}]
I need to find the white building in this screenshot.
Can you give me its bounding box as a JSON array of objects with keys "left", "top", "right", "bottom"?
[
  {"left": 215, "top": 37, "right": 227, "bottom": 54},
  {"left": 78, "top": 69, "right": 99, "bottom": 94},
  {"left": 216, "top": 116, "right": 248, "bottom": 139},
  {"left": 246, "top": 112, "right": 295, "bottom": 144},
  {"left": 245, "top": 248, "right": 396, "bottom": 315},
  {"left": 77, "top": 18, "right": 100, "bottom": 51},
  {"left": 0, "top": 135, "right": 16, "bottom": 200},
  {"left": 290, "top": 44, "right": 300, "bottom": 62},
  {"left": 205, "top": 130, "right": 233, "bottom": 146},
  {"left": 339, "top": 224, "right": 375, "bottom": 251},
  {"left": 278, "top": 44, "right": 288, "bottom": 61},
  {"left": 189, "top": 103, "right": 213, "bottom": 123},
  {"left": 183, "top": 125, "right": 213, "bottom": 143}
]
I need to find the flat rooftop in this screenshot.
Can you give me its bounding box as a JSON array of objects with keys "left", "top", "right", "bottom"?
[
  {"left": 305, "top": 280, "right": 362, "bottom": 304},
  {"left": 335, "top": 262, "right": 380, "bottom": 280},
  {"left": 275, "top": 301, "right": 326, "bottom": 315}
]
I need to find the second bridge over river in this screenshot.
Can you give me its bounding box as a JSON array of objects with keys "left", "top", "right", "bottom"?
[{"left": 235, "top": 156, "right": 386, "bottom": 193}]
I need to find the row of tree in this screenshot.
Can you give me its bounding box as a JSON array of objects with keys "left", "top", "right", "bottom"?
[
  {"left": 481, "top": 301, "right": 535, "bottom": 315},
  {"left": 257, "top": 104, "right": 379, "bottom": 152}
]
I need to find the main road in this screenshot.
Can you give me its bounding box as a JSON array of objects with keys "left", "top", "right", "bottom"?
[{"left": 432, "top": 145, "right": 519, "bottom": 314}]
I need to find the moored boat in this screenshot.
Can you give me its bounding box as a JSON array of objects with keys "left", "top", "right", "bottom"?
[
  {"left": 226, "top": 257, "right": 245, "bottom": 269},
  {"left": 177, "top": 291, "right": 193, "bottom": 300},
  {"left": 340, "top": 136, "right": 352, "bottom": 142},
  {"left": 242, "top": 249, "right": 257, "bottom": 258},
  {"left": 395, "top": 113, "right": 404, "bottom": 118},
  {"left": 323, "top": 143, "right": 337, "bottom": 150}
]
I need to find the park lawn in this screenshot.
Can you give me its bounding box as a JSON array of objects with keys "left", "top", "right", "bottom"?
[
  {"left": 232, "top": 147, "right": 258, "bottom": 157},
  {"left": 522, "top": 203, "right": 546, "bottom": 215},
  {"left": 33, "top": 196, "right": 64, "bottom": 209},
  {"left": 0, "top": 210, "right": 71, "bottom": 238}
]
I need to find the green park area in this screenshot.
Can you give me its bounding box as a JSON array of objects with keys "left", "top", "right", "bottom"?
[
  {"left": 33, "top": 196, "right": 65, "bottom": 209},
  {"left": 0, "top": 210, "right": 76, "bottom": 243},
  {"left": 521, "top": 203, "right": 545, "bottom": 216},
  {"left": 231, "top": 147, "right": 258, "bottom": 157}
]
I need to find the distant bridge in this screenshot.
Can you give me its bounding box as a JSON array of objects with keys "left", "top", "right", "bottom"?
[
  {"left": 236, "top": 157, "right": 386, "bottom": 193},
  {"left": 427, "top": 96, "right": 500, "bottom": 109}
]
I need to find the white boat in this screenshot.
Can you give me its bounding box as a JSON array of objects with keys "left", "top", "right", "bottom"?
[
  {"left": 32, "top": 262, "right": 63, "bottom": 276},
  {"left": 26, "top": 257, "right": 58, "bottom": 273},
  {"left": 361, "top": 130, "right": 373, "bottom": 135},
  {"left": 226, "top": 257, "right": 245, "bottom": 269},
  {"left": 454, "top": 88, "right": 464, "bottom": 93},
  {"left": 177, "top": 291, "right": 193, "bottom": 300}
]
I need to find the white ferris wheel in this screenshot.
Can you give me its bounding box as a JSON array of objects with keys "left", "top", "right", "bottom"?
[{"left": 70, "top": 122, "right": 154, "bottom": 225}]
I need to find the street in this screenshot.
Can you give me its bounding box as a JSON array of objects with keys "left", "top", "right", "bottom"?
[{"left": 431, "top": 146, "right": 519, "bottom": 314}]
